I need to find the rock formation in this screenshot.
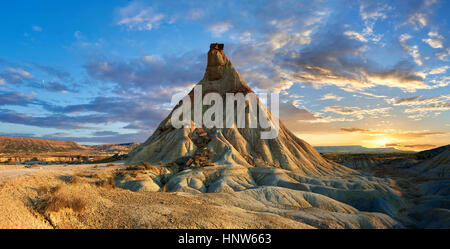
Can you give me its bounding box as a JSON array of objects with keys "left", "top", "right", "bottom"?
[
  {"left": 127, "top": 44, "right": 352, "bottom": 176},
  {"left": 123, "top": 44, "right": 412, "bottom": 228}
]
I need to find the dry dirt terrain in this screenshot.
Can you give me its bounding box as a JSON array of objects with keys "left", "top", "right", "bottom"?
[
  {"left": 0, "top": 162, "right": 403, "bottom": 229},
  {"left": 0, "top": 149, "right": 448, "bottom": 229}
]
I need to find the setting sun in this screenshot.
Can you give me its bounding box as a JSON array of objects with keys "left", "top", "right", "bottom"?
[{"left": 374, "top": 139, "right": 388, "bottom": 148}]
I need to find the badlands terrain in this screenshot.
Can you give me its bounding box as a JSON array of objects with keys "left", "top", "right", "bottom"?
[
  {"left": 0, "top": 44, "right": 448, "bottom": 229},
  {"left": 0, "top": 147, "right": 448, "bottom": 229},
  {"left": 0, "top": 136, "right": 138, "bottom": 163}
]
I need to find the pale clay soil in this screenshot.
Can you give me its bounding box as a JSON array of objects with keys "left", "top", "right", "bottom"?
[{"left": 0, "top": 162, "right": 405, "bottom": 229}]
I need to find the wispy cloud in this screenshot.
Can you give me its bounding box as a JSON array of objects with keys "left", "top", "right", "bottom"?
[
  {"left": 429, "top": 65, "right": 449, "bottom": 75},
  {"left": 324, "top": 105, "right": 391, "bottom": 116},
  {"left": 116, "top": 1, "right": 165, "bottom": 31},
  {"left": 208, "top": 22, "right": 233, "bottom": 37},
  {"left": 387, "top": 95, "right": 449, "bottom": 119},
  {"left": 422, "top": 31, "right": 444, "bottom": 48},
  {"left": 405, "top": 102, "right": 450, "bottom": 113},
  {"left": 32, "top": 25, "right": 42, "bottom": 32},
  {"left": 399, "top": 34, "right": 422, "bottom": 66},
  {"left": 343, "top": 31, "right": 368, "bottom": 42},
  {"left": 320, "top": 93, "right": 343, "bottom": 101},
  {"left": 0, "top": 68, "right": 33, "bottom": 83},
  {"left": 340, "top": 127, "right": 446, "bottom": 138}
]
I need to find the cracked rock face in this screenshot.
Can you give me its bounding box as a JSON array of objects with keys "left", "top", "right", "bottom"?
[{"left": 206, "top": 43, "right": 227, "bottom": 80}]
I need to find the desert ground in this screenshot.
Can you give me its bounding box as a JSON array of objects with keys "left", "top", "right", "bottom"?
[{"left": 0, "top": 150, "right": 448, "bottom": 229}]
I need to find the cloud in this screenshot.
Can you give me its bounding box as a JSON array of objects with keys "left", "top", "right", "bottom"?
[
  {"left": 320, "top": 93, "right": 343, "bottom": 101},
  {"left": 277, "top": 102, "right": 341, "bottom": 134},
  {"left": 208, "top": 22, "right": 233, "bottom": 37},
  {"left": 408, "top": 12, "right": 427, "bottom": 28},
  {"left": 230, "top": 31, "right": 254, "bottom": 43},
  {"left": 43, "top": 81, "right": 71, "bottom": 93},
  {"left": 422, "top": 31, "right": 444, "bottom": 48},
  {"left": 403, "top": 0, "right": 438, "bottom": 29},
  {"left": 358, "top": 91, "right": 387, "bottom": 99},
  {"left": 0, "top": 67, "right": 33, "bottom": 83},
  {"left": 344, "top": 31, "right": 368, "bottom": 42},
  {"left": 0, "top": 93, "right": 169, "bottom": 131},
  {"left": 387, "top": 95, "right": 449, "bottom": 119},
  {"left": 324, "top": 106, "right": 391, "bottom": 119},
  {"left": 359, "top": 2, "right": 388, "bottom": 21},
  {"left": 279, "top": 101, "right": 318, "bottom": 121},
  {"left": 0, "top": 109, "right": 91, "bottom": 129},
  {"left": 32, "top": 25, "right": 42, "bottom": 32},
  {"left": 356, "top": 1, "right": 388, "bottom": 43},
  {"left": 429, "top": 65, "right": 449, "bottom": 75},
  {"left": 386, "top": 143, "right": 435, "bottom": 149},
  {"left": 390, "top": 95, "right": 436, "bottom": 105},
  {"left": 10, "top": 49, "right": 206, "bottom": 137},
  {"left": 0, "top": 92, "right": 34, "bottom": 106},
  {"left": 435, "top": 48, "right": 450, "bottom": 61},
  {"left": 2, "top": 0, "right": 448, "bottom": 146},
  {"left": 33, "top": 63, "right": 71, "bottom": 80},
  {"left": 399, "top": 34, "right": 422, "bottom": 66},
  {"left": 84, "top": 51, "right": 204, "bottom": 92},
  {"left": 91, "top": 131, "right": 120, "bottom": 136},
  {"left": 278, "top": 29, "right": 428, "bottom": 92},
  {"left": 187, "top": 9, "right": 204, "bottom": 20},
  {"left": 44, "top": 131, "right": 149, "bottom": 144},
  {"left": 177, "top": 1, "right": 328, "bottom": 93},
  {"left": 116, "top": 1, "right": 165, "bottom": 31},
  {"left": 404, "top": 102, "right": 450, "bottom": 113},
  {"left": 340, "top": 127, "right": 446, "bottom": 138},
  {"left": 340, "top": 128, "right": 370, "bottom": 133}
]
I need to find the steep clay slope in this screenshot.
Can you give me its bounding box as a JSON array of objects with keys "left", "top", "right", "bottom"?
[
  {"left": 87, "top": 143, "right": 140, "bottom": 154},
  {"left": 127, "top": 44, "right": 352, "bottom": 176},
  {"left": 412, "top": 149, "right": 450, "bottom": 178}
]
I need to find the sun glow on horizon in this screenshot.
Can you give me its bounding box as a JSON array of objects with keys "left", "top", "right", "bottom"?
[{"left": 372, "top": 139, "right": 388, "bottom": 148}]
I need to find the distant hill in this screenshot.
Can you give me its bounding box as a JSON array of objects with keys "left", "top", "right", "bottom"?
[
  {"left": 0, "top": 137, "right": 142, "bottom": 155},
  {"left": 86, "top": 142, "right": 140, "bottom": 154},
  {"left": 0, "top": 136, "right": 88, "bottom": 154},
  {"left": 314, "top": 145, "right": 413, "bottom": 153},
  {"left": 413, "top": 149, "right": 450, "bottom": 177},
  {"left": 416, "top": 144, "right": 450, "bottom": 159}
]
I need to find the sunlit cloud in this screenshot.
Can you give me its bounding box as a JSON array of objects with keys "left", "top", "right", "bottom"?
[
  {"left": 386, "top": 143, "right": 436, "bottom": 150},
  {"left": 337, "top": 127, "right": 447, "bottom": 150},
  {"left": 344, "top": 30, "right": 368, "bottom": 42},
  {"left": 324, "top": 105, "right": 391, "bottom": 116},
  {"left": 404, "top": 102, "right": 450, "bottom": 113},
  {"left": 320, "top": 93, "right": 343, "bottom": 101},
  {"left": 399, "top": 34, "right": 422, "bottom": 66},
  {"left": 408, "top": 13, "right": 427, "bottom": 28},
  {"left": 429, "top": 66, "right": 449, "bottom": 75},
  {"left": 422, "top": 31, "right": 444, "bottom": 49}
]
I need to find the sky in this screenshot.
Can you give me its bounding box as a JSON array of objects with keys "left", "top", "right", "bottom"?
[{"left": 0, "top": 0, "right": 449, "bottom": 151}]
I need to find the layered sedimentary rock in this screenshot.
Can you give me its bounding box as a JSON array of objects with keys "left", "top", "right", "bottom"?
[{"left": 127, "top": 44, "right": 351, "bottom": 176}]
